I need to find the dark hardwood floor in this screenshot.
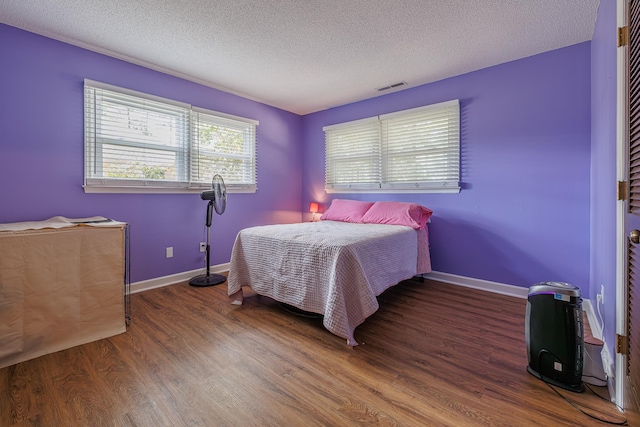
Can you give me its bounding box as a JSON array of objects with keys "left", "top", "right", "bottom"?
[{"left": 0, "top": 279, "right": 628, "bottom": 426}]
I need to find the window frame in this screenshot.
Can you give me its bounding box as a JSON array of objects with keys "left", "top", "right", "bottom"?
[
  {"left": 323, "top": 99, "right": 460, "bottom": 194},
  {"left": 83, "top": 79, "right": 258, "bottom": 194}
]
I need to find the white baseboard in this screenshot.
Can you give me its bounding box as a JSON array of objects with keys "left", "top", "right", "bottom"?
[
  {"left": 425, "top": 271, "right": 605, "bottom": 343},
  {"left": 582, "top": 299, "right": 616, "bottom": 399},
  {"left": 130, "top": 263, "right": 230, "bottom": 294},
  {"left": 423, "top": 273, "right": 604, "bottom": 340},
  {"left": 133, "top": 267, "right": 587, "bottom": 306},
  {"left": 423, "top": 271, "right": 617, "bottom": 400},
  {"left": 583, "top": 299, "right": 603, "bottom": 341},
  {"left": 422, "top": 271, "right": 529, "bottom": 299}
]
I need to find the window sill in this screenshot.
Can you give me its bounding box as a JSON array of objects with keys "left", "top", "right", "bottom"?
[
  {"left": 83, "top": 185, "right": 257, "bottom": 194},
  {"left": 325, "top": 187, "right": 460, "bottom": 194}
]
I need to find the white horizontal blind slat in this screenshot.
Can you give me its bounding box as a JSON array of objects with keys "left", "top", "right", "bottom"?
[
  {"left": 325, "top": 120, "right": 381, "bottom": 188},
  {"left": 84, "top": 79, "right": 191, "bottom": 109},
  {"left": 382, "top": 101, "right": 459, "bottom": 187}
]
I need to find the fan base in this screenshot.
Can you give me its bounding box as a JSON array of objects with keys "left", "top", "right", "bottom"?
[{"left": 189, "top": 273, "right": 227, "bottom": 287}]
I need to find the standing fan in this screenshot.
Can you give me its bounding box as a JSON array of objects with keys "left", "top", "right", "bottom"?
[{"left": 189, "top": 174, "right": 227, "bottom": 287}]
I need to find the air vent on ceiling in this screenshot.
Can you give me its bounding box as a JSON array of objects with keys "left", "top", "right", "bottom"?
[{"left": 377, "top": 81, "right": 407, "bottom": 92}]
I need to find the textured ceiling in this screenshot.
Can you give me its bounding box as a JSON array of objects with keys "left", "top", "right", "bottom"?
[{"left": 0, "top": 0, "right": 600, "bottom": 115}]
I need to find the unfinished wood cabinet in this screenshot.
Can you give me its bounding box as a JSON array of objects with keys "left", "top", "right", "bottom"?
[{"left": 0, "top": 218, "right": 127, "bottom": 369}]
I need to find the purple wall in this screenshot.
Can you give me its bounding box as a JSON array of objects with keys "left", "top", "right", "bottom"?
[
  {"left": 302, "top": 43, "right": 592, "bottom": 292},
  {"left": 0, "top": 24, "right": 303, "bottom": 283},
  {"left": 0, "top": 22, "right": 597, "bottom": 297},
  {"left": 590, "top": 0, "right": 618, "bottom": 365}
]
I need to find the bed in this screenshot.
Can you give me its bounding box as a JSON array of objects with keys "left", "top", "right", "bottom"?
[{"left": 227, "top": 200, "right": 432, "bottom": 346}]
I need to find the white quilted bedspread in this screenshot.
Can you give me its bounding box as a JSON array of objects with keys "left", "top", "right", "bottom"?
[{"left": 227, "top": 220, "right": 431, "bottom": 345}]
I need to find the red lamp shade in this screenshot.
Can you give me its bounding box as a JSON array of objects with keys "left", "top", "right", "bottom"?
[{"left": 309, "top": 202, "right": 319, "bottom": 214}]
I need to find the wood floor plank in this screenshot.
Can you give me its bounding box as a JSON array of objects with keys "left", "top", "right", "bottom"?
[{"left": 0, "top": 279, "right": 629, "bottom": 426}]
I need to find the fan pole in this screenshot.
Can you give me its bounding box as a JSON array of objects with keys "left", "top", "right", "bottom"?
[
  {"left": 189, "top": 201, "right": 226, "bottom": 287},
  {"left": 205, "top": 201, "right": 212, "bottom": 277}
]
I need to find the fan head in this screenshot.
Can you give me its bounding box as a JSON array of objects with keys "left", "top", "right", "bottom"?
[{"left": 212, "top": 174, "right": 227, "bottom": 215}]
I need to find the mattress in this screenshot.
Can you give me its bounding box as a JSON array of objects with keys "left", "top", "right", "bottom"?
[{"left": 227, "top": 220, "right": 431, "bottom": 345}]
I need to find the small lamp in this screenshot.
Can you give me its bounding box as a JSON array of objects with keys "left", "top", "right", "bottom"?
[{"left": 309, "top": 202, "right": 319, "bottom": 222}]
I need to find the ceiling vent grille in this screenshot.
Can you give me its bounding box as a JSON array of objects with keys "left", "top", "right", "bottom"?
[{"left": 377, "top": 81, "right": 407, "bottom": 92}]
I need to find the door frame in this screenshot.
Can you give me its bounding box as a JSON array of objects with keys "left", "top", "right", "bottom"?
[{"left": 616, "top": 0, "right": 630, "bottom": 407}]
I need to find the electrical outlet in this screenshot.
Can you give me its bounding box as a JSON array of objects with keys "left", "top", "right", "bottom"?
[
  {"left": 600, "top": 284, "right": 605, "bottom": 304},
  {"left": 166, "top": 247, "right": 173, "bottom": 258},
  {"left": 199, "top": 242, "right": 206, "bottom": 253}
]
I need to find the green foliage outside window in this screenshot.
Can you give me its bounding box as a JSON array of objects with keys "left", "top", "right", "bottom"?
[{"left": 107, "top": 162, "right": 169, "bottom": 180}]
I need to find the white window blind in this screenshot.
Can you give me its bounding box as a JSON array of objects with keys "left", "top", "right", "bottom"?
[
  {"left": 323, "top": 99, "right": 460, "bottom": 193},
  {"left": 381, "top": 101, "right": 460, "bottom": 190},
  {"left": 84, "top": 80, "right": 258, "bottom": 193},
  {"left": 191, "top": 108, "right": 257, "bottom": 191},
  {"left": 324, "top": 117, "right": 381, "bottom": 190}
]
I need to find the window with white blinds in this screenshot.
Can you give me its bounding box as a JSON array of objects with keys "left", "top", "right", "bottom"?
[
  {"left": 324, "top": 117, "right": 381, "bottom": 190},
  {"left": 191, "top": 108, "right": 257, "bottom": 188},
  {"left": 324, "top": 99, "right": 460, "bottom": 193},
  {"left": 84, "top": 80, "right": 258, "bottom": 193}
]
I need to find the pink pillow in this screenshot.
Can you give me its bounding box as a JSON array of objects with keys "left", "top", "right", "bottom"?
[
  {"left": 360, "top": 201, "right": 433, "bottom": 230},
  {"left": 320, "top": 199, "right": 374, "bottom": 223}
]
